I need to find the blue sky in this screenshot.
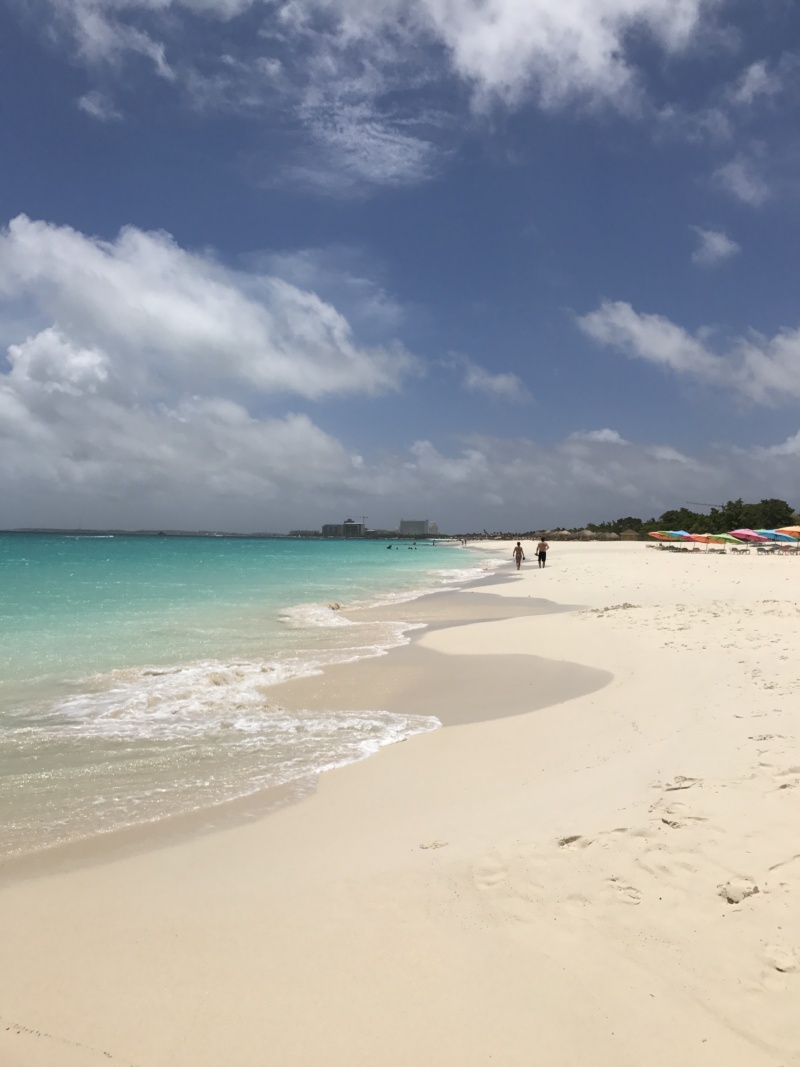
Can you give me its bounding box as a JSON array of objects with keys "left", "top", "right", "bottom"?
[{"left": 1, "top": 0, "right": 799, "bottom": 531}]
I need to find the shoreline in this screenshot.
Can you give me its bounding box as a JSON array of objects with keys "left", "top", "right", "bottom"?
[
  {"left": 0, "top": 540, "right": 495, "bottom": 867},
  {"left": 0, "top": 575, "right": 598, "bottom": 882},
  {"left": 2, "top": 542, "right": 799, "bottom": 1066}
]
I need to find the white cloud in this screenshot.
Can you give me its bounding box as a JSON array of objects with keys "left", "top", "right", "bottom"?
[
  {"left": 656, "top": 102, "right": 733, "bottom": 145},
  {"left": 258, "top": 246, "right": 405, "bottom": 339},
  {"left": 0, "top": 216, "right": 417, "bottom": 401},
  {"left": 54, "top": 0, "right": 724, "bottom": 107},
  {"left": 690, "top": 225, "right": 740, "bottom": 266},
  {"left": 77, "top": 90, "right": 123, "bottom": 121},
  {"left": 578, "top": 300, "right": 800, "bottom": 406},
  {"left": 414, "top": 0, "right": 719, "bottom": 111},
  {"left": 0, "top": 215, "right": 439, "bottom": 530},
  {"left": 446, "top": 354, "right": 532, "bottom": 403},
  {"left": 291, "top": 103, "right": 441, "bottom": 192},
  {"left": 713, "top": 155, "right": 770, "bottom": 205},
  {"left": 569, "top": 428, "right": 628, "bottom": 444},
  {"left": 42, "top": 0, "right": 729, "bottom": 189},
  {"left": 67, "top": 3, "right": 175, "bottom": 79},
  {"left": 726, "top": 57, "right": 795, "bottom": 108},
  {"left": 578, "top": 301, "right": 725, "bottom": 378},
  {"left": 2, "top": 325, "right": 799, "bottom": 530},
  {"left": 761, "top": 430, "right": 800, "bottom": 457}
]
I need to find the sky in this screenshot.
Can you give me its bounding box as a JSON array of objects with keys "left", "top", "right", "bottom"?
[{"left": 1, "top": 0, "right": 799, "bottom": 533}]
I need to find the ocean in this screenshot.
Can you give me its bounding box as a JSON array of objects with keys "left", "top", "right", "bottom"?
[{"left": 0, "top": 533, "right": 492, "bottom": 860}]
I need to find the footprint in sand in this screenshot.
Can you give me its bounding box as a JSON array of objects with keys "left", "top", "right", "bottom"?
[
  {"left": 764, "top": 945, "right": 800, "bottom": 974},
  {"left": 662, "top": 775, "right": 702, "bottom": 792},
  {"left": 557, "top": 834, "right": 593, "bottom": 849},
  {"left": 472, "top": 855, "right": 509, "bottom": 892},
  {"left": 649, "top": 799, "right": 710, "bottom": 829},
  {"left": 604, "top": 877, "right": 642, "bottom": 906}
]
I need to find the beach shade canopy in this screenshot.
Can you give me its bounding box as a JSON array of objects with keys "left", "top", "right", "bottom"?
[
  {"left": 776, "top": 526, "right": 800, "bottom": 539},
  {"left": 730, "top": 528, "right": 770, "bottom": 542},
  {"left": 690, "top": 532, "right": 745, "bottom": 544},
  {"left": 755, "top": 529, "right": 798, "bottom": 542},
  {"left": 649, "top": 530, "right": 691, "bottom": 541}
]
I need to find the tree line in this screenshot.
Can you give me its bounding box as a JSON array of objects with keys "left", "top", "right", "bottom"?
[{"left": 588, "top": 498, "right": 798, "bottom": 536}]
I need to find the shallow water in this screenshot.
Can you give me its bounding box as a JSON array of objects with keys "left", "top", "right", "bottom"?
[{"left": 0, "top": 534, "right": 496, "bottom": 857}]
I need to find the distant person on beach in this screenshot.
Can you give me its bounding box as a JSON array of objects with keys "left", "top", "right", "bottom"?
[
  {"left": 536, "top": 538, "right": 549, "bottom": 568},
  {"left": 512, "top": 542, "right": 525, "bottom": 570}
]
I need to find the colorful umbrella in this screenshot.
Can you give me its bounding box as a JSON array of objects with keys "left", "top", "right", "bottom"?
[
  {"left": 776, "top": 526, "right": 800, "bottom": 539},
  {"left": 649, "top": 531, "right": 683, "bottom": 540},
  {"left": 730, "top": 529, "right": 770, "bottom": 542},
  {"left": 712, "top": 533, "right": 747, "bottom": 544},
  {"left": 689, "top": 533, "right": 725, "bottom": 544},
  {"left": 755, "top": 529, "right": 798, "bottom": 543}
]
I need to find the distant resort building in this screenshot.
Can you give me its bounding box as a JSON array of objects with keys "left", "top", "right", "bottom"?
[
  {"left": 310, "top": 517, "right": 439, "bottom": 538},
  {"left": 321, "top": 519, "right": 366, "bottom": 538},
  {"left": 399, "top": 519, "right": 437, "bottom": 537}
]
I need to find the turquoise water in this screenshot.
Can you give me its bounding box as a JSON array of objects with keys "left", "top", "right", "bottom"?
[{"left": 0, "top": 534, "right": 490, "bottom": 858}]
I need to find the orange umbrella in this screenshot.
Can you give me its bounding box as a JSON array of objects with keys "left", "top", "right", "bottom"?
[{"left": 776, "top": 526, "right": 800, "bottom": 539}]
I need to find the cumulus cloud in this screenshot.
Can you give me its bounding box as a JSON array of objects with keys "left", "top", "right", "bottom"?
[
  {"left": 3, "top": 331, "right": 799, "bottom": 530},
  {"left": 445, "top": 354, "right": 532, "bottom": 403},
  {"left": 690, "top": 225, "right": 740, "bottom": 266},
  {"left": 256, "top": 246, "right": 405, "bottom": 340},
  {"left": 77, "top": 89, "right": 123, "bottom": 121},
  {"left": 578, "top": 300, "right": 800, "bottom": 405},
  {"left": 725, "top": 57, "right": 796, "bottom": 108},
  {"left": 569, "top": 428, "right": 628, "bottom": 444},
  {"left": 713, "top": 155, "right": 770, "bottom": 205},
  {"left": 0, "top": 216, "right": 416, "bottom": 401},
  {"left": 0, "top": 215, "right": 423, "bottom": 529}
]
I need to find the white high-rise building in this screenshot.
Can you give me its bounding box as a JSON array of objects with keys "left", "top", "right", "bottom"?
[{"left": 399, "top": 519, "right": 429, "bottom": 537}]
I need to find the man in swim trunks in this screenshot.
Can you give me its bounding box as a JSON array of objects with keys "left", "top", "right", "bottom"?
[
  {"left": 512, "top": 542, "right": 525, "bottom": 570},
  {"left": 536, "top": 538, "right": 549, "bottom": 568}
]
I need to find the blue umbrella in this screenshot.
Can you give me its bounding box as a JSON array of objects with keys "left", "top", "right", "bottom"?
[{"left": 755, "top": 529, "right": 798, "bottom": 543}]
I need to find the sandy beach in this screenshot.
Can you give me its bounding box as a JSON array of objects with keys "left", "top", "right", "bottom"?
[{"left": 2, "top": 541, "right": 799, "bottom": 1066}]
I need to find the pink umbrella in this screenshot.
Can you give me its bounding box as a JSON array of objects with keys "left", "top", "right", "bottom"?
[{"left": 730, "top": 528, "right": 770, "bottom": 542}]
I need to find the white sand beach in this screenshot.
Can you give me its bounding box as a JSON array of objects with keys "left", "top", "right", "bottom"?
[{"left": 2, "top": 541, "right": 799, "bottom": 1066}]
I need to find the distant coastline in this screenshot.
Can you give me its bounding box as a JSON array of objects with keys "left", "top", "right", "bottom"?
[{"left": 1, "top": 529, "right": 450, "bottom": 540}]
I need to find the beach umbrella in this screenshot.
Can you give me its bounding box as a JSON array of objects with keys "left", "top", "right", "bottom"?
[
  {"left": 711, "top": 533, "right": 747, "bottom": 544},
  {"left": 689, "top": 533, "right": 722, "bottom": 544},
  {"left": 776, "top": 526, "right": 800, "bottom": 539},
  {"left": 755, "top": 529, "right": 798, "bottom": 543},
  {"left": 730, "top": 528, "right": 770, "bottom": 542},
  {"left": 648, "top": 530, "right": 692, "bottom": 541}
]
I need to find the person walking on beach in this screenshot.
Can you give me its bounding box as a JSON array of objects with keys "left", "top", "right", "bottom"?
[
  {"left": 536, "top": 538, "right": 549, "bottom": 568},
  {"left": 512, "top": 542, "right": 525, "bottom": 570}
]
